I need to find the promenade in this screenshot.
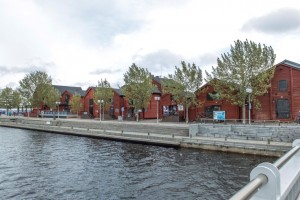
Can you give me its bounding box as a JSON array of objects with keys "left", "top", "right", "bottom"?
[{"left": 0, "top": 116, "right": 293, "bottom": 157}]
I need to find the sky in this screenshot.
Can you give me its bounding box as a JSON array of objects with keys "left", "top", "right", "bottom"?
[{"left": 1, "top": 0, "right": 300, "bottom": 90}]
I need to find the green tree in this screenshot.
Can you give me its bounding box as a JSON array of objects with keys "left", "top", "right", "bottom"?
[
  {"left": 122, "top": 63, "right": 156, "bottom": 122},
  {"left": 163, "top": 61, "right": 203, "bottom": 123},
  {"left": 94, "top": 78, "right": 114, "bottom": 120},
  {"left": 45, "top": 87, "right": 61, "bottom": 110},
  {"left": 0, "top": 87, "right": 22, "bottom": 115},
  {"left": 0, "top": 87, "right": 14, "bottom": 114},
  {"left": 12, "top": 90, "right": 22, "bottom": 112},
  {"left": 18, "top": 71, "right": 52, "bottom": 115},
  {"left": 70, "top": 93, "right": 82, "bottom": 118},
  {"left": 205, "top": 39, "right": 276, "bottom": 124}
]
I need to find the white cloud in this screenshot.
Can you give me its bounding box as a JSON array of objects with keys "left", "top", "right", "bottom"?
[
  {"left": 1, "top": 0, "right": 300, "bottom": 90},
  {"left": 242, "top": 8, "right": 300, "bottom": 34}
]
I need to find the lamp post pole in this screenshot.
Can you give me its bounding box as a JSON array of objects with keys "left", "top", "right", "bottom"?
[
  {"left": 27, "top": 103, "right": 31, "bottom": 118},
  {"left": 246, "top": 88, "right": 252, "bottom": 125},
  {"left": 102, "top": 100, "right": 104, "bottom": 121},
  {"left": 56, "top": 101, "right": 60, "bottom": 119},
  {"left": 98, "top": 100, "right": 103, "bottom": 121},
  {"left": 4, "top": 103, "right": 8, "bottom": 116},
  {"left": 154, "top": 96, "right": 160, "bottom": 123}
]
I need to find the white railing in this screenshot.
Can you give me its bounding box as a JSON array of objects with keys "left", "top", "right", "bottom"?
[{"left": 230, "top": 139, "right": 300, "bottom": 200}]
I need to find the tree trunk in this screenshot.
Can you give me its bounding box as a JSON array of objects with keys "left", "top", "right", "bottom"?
[
  {"left": 135, "top": 108, "right": 139, "bottom": 122},
  {"left": 242, "top": 100, "right": 246, "bottom": 124},
  {"left": 185, "top": 105, "right": 189, "bottom": 124}
]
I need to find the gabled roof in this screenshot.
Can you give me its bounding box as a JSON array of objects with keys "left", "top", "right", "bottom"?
[
  {"left": 53, "top": 85, "right": 85, "bottom": 96},
  {"left": 153, "top": 76, "right": 170, "bottom": 85},
  {"left": 277, "top": 60, "right": 300, "bottom": 69},
  {"left": 113, "top": 88, "right": 124, "bottom": 96},
  {"left": 152, "top": 87, "right": 161, "bottom": 94}
]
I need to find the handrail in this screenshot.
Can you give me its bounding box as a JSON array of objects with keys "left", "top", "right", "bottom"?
[
  {"left": 230, "top": 174, "right": 268, "bottom": 200},
  {"left": 229, "top": 141, "right": 300, "bottom": 200},
  {"left": 274, "top": 145, "right": 300, "bottom": 169}
]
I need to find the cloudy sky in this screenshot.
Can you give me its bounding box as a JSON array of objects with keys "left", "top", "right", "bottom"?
[{"left": 1, "top": 0, "right": 300, "bottom": 90}]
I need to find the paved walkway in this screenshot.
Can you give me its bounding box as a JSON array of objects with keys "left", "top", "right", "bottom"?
[{"left": 0, "top": 116, "right": 293, "bottom": 157}]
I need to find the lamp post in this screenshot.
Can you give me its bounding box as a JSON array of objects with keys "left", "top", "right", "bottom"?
[
  {"left": 154, "top": 96, "right": 161, "bottom": 123},
  {"left": 246, "top": 88, "right": 252, "bottom": 125},
  {"left": 98, "top": 100, "right": 103, "bottom": 121},
  {"left": 4, "top": 103, "right": 8, "bottom": 116},
  {"left": 102, "top": 100, "right": 105, "bottom": 121},
  {"left": 56, "top": 101, "right": 60, "bottom": 119},
  {"left": 27, "top": 102, "right": 31, "bottom": 118}
]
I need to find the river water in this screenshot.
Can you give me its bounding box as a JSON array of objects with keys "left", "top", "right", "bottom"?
[{"left": 0, "top": 127, "right": 276, "bottom": 200}]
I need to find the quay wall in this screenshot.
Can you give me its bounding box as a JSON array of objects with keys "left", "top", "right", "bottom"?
[{"left": 0, "top": 118, "right": 293, "bottom": 157}]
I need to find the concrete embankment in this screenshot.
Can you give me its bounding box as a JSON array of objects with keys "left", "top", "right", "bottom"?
[{"left": 0, "top": 117, "right": 293, "bottom": 157}]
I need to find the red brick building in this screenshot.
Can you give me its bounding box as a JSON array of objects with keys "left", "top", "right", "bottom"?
[
  {"left": 190, "top": 60, "right": 300, "bottom": 122},
  {"left": 49, "top": 60, "right": 300, "bottom": 122},
  {"left": 152, "top": 76, "right": 183, "bottom": 121},
  {"left": 53, "top": 85, "right": 85, "bottom": 115},
  {"left": 254, "top": 60, "right": 300, "bottom": 121},
  {"left": 190, "top": 83, "right": 239, "bottom": 121}
]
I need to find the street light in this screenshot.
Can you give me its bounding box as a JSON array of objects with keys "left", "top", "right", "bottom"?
[
  {"left": 56, "top": 101, "right": 60, "bottom": 119},
  {"left": 246, "top": 88, "right": 252, "bottom": 125},
  {"left": 4, "top": 103, "right": 8, "bottom": 116},
  {"left": 27, "top": 102, "right": 31, "bottom": 118},
  {"left": 98, "top": 99, "right": 104, "bottom": 121},
  {"left": 154, "top": 96, "right": 161, "bottom": 123}
]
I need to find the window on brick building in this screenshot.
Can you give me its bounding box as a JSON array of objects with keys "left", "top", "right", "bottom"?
[
  {"left": 278, "top": 80, "right": 287, "bottom": 91},
  {"left": 207, "top": 92, "right": 220, "bottom": 101}
]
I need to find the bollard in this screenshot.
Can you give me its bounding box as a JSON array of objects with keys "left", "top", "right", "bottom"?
[
  {"left": 172, "top": 134, "right": 174, "bottom": 139},
  {"left": 121, "top": 130, "right": 123, "bottom": 134}
]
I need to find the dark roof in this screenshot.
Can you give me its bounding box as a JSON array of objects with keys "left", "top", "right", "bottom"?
[
  {"left": 113, "top": 88, "right": 124, "bottom": 96},
  {"left": 153, "top": 76, "right": 170, "bottom": 85},
  {"left": 53, "top": 85, "right": 85, "bottom": 96},
  {"left": 277, "top": 60, "right": 300, "bottom": 69},
  {"left": 152, "top": 87, "right": 161, "bottom": 94}
]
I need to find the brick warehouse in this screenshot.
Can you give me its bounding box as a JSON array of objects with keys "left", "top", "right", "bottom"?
[{"left": 34, "top": 59, "right": 300, "bottom": 122}]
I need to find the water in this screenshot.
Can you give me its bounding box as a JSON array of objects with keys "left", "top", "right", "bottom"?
[{"left": 0, "top": 127, "right": 276, "bottom": 200}]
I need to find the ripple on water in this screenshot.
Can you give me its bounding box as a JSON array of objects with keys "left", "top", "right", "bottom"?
[{"left": 0, "top": 127, "right": 276, "bottom": 199}]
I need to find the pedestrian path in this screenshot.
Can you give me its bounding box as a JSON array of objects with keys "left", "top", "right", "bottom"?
[{"left": 0, "top": 116, "right": 293, "bottom": 156}]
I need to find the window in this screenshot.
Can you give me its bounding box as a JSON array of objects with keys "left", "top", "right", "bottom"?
[
  {"left": 65, "top": 95, "right": 70, "bottom": 105},
  {"left": 207, "top": 92, "right": 220, "bottom": 101},
  {"left": 278, "top": 80, "right": 287, "bottom": 91}
]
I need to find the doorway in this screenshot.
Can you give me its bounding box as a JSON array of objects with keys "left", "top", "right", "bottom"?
[
  {"left": 276, "top": 99, "right": 290, "bottom": 119},
  {"left": 89, "top": 98, "right": 94, "bottom": 116},
  {"left": 205, "top": 105, "right": 221, "bottom": 118}
]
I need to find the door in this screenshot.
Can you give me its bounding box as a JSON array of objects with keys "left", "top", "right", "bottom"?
[
  {"left": 89, "top": 98, "right": 94, "bottom": 116},
  {"left": 276, "top": 99, "right": 290, "bottom": 119},
  {"left": 205, "top": 105, "right": 221, "bottom": 118}
]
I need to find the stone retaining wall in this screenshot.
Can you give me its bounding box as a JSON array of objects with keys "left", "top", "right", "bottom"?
[{"left": 190, "top": 124, "right": 300, "bottom": 142}]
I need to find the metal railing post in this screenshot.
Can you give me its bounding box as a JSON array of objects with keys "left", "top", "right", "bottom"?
[{"left": 230, "top": 139, "right": 300, "bottom": 200}]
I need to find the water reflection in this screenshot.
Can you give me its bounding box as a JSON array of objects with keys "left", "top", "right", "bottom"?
[{"left": 0, "top": 127, "right": 276, "bottom": 199}]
